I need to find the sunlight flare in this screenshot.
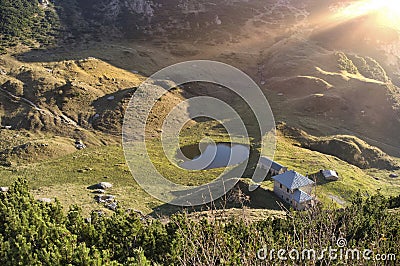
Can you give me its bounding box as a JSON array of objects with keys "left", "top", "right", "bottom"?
[{"left": 337, "top": 0, "right": 400, "bottom": 27}]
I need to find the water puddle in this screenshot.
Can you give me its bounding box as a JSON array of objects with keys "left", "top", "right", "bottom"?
[{"left": 177, "top": 142, "right": 249, "bottom": 170}]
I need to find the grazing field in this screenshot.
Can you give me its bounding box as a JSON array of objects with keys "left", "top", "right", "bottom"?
[{"left": 1, "top": 126, "right": 398, "bottom": 217}]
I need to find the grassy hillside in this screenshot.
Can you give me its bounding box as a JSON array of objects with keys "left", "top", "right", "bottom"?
[
  {"left": 0, "top": 126, "right": 398, "bottom": 217},
  {"left": 270, "top": 134, "right": 400, "bottom": 207},
  {"left": 0, "top": 50, "right": 398, "bottom": 217},
  {"left": 0, "top": 1, "right": 399, "bottom": 263}
]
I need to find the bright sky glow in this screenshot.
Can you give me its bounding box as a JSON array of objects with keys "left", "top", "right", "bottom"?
[{"left": 337, "top": 0, "right": 400, "bottom": 28}]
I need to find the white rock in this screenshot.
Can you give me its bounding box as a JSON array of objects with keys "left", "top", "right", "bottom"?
[
  {"left": 0, "top": 187, "right": 9, "bottom": 192},
  {"left": 99, "top": 182, "right": 113, "bottom": 189},
  {"left": 92, "top": 189, "right": 106, "bottom": 194},
  {"left": 215, "top": 15, "right": 222, "bottom": 25},
  {"left": 38, "top": 198, "right": 52, "bottom": 203},
  {"left": 76, "top": 143, "right": 86, "bottom": 150},
  {"left": 95, "top": 194, "right": 115, "bottom": 203},
  {"left": 106, "top": 202, "right": 118, "bottom": 211}
]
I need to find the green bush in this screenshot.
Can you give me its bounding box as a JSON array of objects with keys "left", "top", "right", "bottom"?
[
  {"left": 348, "top": 54, "right": 389, "bottom": 82},
  {"left": 0, "top": 0, "right": 60, "bottom": 50},
  {"left": 0, "top": 179, "right": 398, "bottom": 265},
  {"left": 336, "top": 52, "right": 359, "bottom": 74}
]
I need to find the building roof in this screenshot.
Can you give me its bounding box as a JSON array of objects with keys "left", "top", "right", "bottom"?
[
  {"left": 322, "top": 170, "right": 338, "bottom": 178},
  {"left": 259, "top": 156, "right": 285, "bottom": 171},
  {"left": 293, "top": 189, "right": 313, "bottom": 203},
  {"left": 272, "top": 170, "right": 314, "bottom": 190}
]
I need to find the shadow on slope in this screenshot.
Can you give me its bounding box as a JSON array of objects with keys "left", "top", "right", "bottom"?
[{"left": 150, "top": 180, "right": 282, "bottom": 218}]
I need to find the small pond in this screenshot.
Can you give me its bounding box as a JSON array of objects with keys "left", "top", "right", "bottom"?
[{"left": 177, "top": 142, "right": 250, "bottom": 170}]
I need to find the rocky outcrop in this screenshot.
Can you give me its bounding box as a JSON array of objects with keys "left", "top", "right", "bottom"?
[
  {"left": 59, "top": 0, "right": 309, "bottom": 41},
  {"left": 99, "top": 0, "right": 155, "bottom": 21},
  {"left": 278, "top": 123, "right": 399, "bottom": 170},
  {"left": 3, "top": 80, "right": 24, "bottom": 97},
  {"left": 87, "top": 182, "right": 113, "bottom": 190}
]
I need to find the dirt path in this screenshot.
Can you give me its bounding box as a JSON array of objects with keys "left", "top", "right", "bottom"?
[{"left": 328, "top": 194, "right": 346, "bottom": 206}]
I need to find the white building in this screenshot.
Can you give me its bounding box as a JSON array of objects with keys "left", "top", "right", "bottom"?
[
  {"left": 259, "top": 156, "right": 287, "bottom": 176},
  {"left": 272, "top": 170, "right": 315, "bottom": 210},
  {"left": 321, "top": 170, "right": 339, "bottom": 181}
]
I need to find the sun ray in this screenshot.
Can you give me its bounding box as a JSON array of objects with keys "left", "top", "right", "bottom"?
[{"left": 336, "top": 0, "right": 400, "bottom": 29}]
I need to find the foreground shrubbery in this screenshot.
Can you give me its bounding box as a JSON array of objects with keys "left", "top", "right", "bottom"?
[{"left": 0, "top": 179, "right": 398, "bottom": 265}]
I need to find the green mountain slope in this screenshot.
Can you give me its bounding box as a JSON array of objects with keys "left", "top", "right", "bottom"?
[{"left": 0, "top": 0, "right": 399, "bottom": 216}]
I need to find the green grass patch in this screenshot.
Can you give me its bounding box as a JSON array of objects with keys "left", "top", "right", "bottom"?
[
  {"left": 0, "top": 130, "right": 399, "bottom": 217},
  {"left": 271, "top": 135, "right": 400, "bottom": 207}
]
